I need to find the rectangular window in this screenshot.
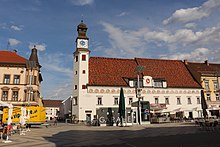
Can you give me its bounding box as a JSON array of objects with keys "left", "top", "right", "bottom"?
[
  {"left": 155, "top": 98, "right": 159, "bottom": 104},
  {"left": 2, "top": 91, "right": 8, "bottom": 101},
  {"left": 197, "top": 97, "right": 201, "bottom": 104},
  {"left": 14, "top": 75, "right": 20, "bottom": 84},
  {"left": 82, "top": 85, "right": 86, "bottom": 89},
  {"left": 204, "top": 80, "right": 209, "bottom": 90},
  {"left": 3, "top": 74, "right": 10, "bottom": 84},
  {"left": 82, "top": 70, "right": 86, "bottom": 74},
  {"left": 82, "top": 55, "right": 86, "bottom": 61},
  {"left": 187, "top": 97, "right": 192, "bottom": 104},
  {"left": 75, "top": 71, "right": 77, "bottom": 75},
  {"left": 154, "top": 81, "right": 163, "bottom": 87},
  {"left": 213, "top": 80, "right": 219, "bottom": 90},
  {"left": 12, "top": 91, "right": 19, "bottom": 101},
  {"left": 74, "top": 85, "right": 77, "bottom": 90},
  {"left": 114, "top": 97, "right": 119, "bottom": 105},
  {"left": 73, "top": 97, "right": 77, "bottom": 105},
  {"left": 206, "top": 93, "right": 211, "bottom": 101},
  {"left": 165, "top": 97, "right": 169, "bottom": 105},
  {"left": 33, "top": 76, "right": 37, "bottom": 85},
  {"left": 216, "top": 93, "right": 220, "bottom": 101},
  {"left": 97, "top": 97, "right": 102, "bottom": 105},
  {"left": 32, "top": 91, "right": 36, "bottom": 101},
  {"left": 129, "top": 98, "right": 133, "bottom": 105},
  {"left": 75, "top": 56, "right": 78, "bottom": 62},
  {"left": 177, "top": 97, "right": 181, "bottom": 105}
]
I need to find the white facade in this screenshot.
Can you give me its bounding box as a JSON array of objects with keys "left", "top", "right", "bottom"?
[
  {"left": 73, "top": 85, "right": 202, "bottom": 122},
  {"left": 59, "top": 96, "right": 72, "bottom": 121},
  {"left": 72, "top": 22, "right": 203, "bottom": 125},
  {"left": 45, "top": 106, "right": 60, "bottom": 121}
]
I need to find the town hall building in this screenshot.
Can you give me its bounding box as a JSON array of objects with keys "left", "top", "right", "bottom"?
[{"left": 72, "top": 21, "right": 203, "bottom": 125}]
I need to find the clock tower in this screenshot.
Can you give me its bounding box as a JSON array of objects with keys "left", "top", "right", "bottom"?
[
  {"left": 72, "top": 20, "right": 90, "bottom": 121},
  {"left": 76, "top": 20, "right": 89, "bottom": 49}
]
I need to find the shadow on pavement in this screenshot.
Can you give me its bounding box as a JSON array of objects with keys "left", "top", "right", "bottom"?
[{"left": 43, "top": 125, "right": 220, "bottom": 147}]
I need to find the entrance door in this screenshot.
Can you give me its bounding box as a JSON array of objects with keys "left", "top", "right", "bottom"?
[
  {"left": 86, "top": 114, "right": 91, "bottom": 125},
  {"left": 189, "top": 112, "right": 193, "bottom": 119}
]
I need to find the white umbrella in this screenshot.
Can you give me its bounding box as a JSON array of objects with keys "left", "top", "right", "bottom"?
[
  {"left": 7, "top": 104, "right": 13, "bottom": 125},
  {"left": 20, "top": 107, "right": 26, "bottom": 126}
]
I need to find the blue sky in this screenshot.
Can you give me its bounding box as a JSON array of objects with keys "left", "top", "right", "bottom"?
[{"left": 1, "top": 0, "right": 220, "bottom": 100}]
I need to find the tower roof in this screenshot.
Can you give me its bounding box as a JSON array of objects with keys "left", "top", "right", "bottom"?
[
  {"left": 29, "top": 46, "right": 40, "bottom": 66},
  {"left": 77, "top": 20, "right": 87, "bottom": 31},
  {"left": 77, "top": 20, "right": 88, "bottom": 39}
]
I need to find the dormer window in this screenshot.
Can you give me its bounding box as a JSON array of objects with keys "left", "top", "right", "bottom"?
[
  {"left": 153, "top": 79, "right": 167, "bottom": 88},
  {"left": 128, "top": 79, "right": 143, "bottom": 88}
]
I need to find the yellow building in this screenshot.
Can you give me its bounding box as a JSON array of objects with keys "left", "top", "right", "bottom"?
[
  {"left": 0, "top": 47, "right": 43, "bottom": 106},
  {"left": 185, "top": 60, "right": 220, "bottom": 117}
]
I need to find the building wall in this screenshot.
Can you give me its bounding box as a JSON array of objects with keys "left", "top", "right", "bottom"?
[
  {"left": 73, "top": 50, "right": 90, "bottom": 120},
  {"left": 74, "top": 86, "right": 202, "bottom": 121},
  {"left": 45, "top": 106, "right": 60, "bottom": 120},
  {"left": 0, "top": 65, "right": 41, "bottom": 106},
  {"left": 201, "top": 75, "right": 220, "bottom": 107}
]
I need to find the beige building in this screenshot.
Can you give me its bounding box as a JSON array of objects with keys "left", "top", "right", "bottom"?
[
  {"left": 0, "top": 47, "right": 43, "bottom": 106},
  {"left": 185, "top": 60, "right": 220, "bottom": 117}
]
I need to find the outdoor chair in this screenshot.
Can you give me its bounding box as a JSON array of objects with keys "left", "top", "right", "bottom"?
[{"left": 212, "top": 121, "right": 219, "bottom": 131}]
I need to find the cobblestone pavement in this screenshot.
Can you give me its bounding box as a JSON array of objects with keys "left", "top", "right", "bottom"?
[{"left": 0, "top": 122, "right": 220, "bottom": 147}]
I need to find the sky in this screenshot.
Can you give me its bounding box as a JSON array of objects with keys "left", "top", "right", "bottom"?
[{"left": 1, "top": 0, "right": 220, "bottom": 100}]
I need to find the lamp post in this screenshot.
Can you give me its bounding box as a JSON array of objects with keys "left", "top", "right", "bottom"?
[
  {"left": 70, "top": 96, "right": 73, "bottom": 123},
  {"left": 135, "top": 65, "right": 145, "bottom": 125}
]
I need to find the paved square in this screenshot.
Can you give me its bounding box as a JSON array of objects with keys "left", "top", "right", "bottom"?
[{"left": 1, "top": 122, "right": 220, "bottom": 147}]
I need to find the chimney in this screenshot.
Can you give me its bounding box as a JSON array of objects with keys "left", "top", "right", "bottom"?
[
  {"left": 204, "top": 60, "right": 209, "bottom": 66},
  {"left": 183, "top": 59, "right": 188, "bottom": 65}
]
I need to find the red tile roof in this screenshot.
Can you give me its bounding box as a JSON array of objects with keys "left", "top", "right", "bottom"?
[
  {"left": 88, "top": 57, "right": 201, "bottom": 88},
  {"left": 89, "top": 57, "right": 137, "bottom": 86},
  {"left": 0, "top": 50, "right": 27, "bottom": 64},
  {"left": 186, "top": 62, "right": 220, "bottom": 75},
  {"left": 135, "top": 58, "right": 200, "bottom": 88},
  {"left": 43, "top": 100, "right": 62, "bottom": 107}
]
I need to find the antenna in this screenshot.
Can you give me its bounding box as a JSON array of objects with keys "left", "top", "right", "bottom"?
[
  {"left": 81, "top": 14, "right": 84, "bottom": 22},
  {"left": 6, "top": 41, "right": 10, "bottom": 50}
]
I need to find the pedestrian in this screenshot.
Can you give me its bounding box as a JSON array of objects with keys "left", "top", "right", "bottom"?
[{"left": 53, "top": 117, "right": 57, "bottom": 126}]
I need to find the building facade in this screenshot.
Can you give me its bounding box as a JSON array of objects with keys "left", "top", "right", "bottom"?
[
  {"left": 72, "top": 21, "right": 203, "bottom": 125},
  {"left": 43, "top": 99, "right": 62, "bottom": 121},
  {"left": 185, "top": 60, "right": 220, "bottom": 117},
  {"left": 0, "top": 47, "right": 43, "bottom": 106},
  {"left": 58, "top": 96, "right": 73, "bottom": 122}
]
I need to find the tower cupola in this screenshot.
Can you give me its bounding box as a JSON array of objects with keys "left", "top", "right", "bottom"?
[{"left": 77, "top": 20, "right": 88, "bottom": 39}]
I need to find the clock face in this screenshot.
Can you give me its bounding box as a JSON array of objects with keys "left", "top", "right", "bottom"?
[
  {"left": 80, "top": 40, "right": 85, "bottom": 46},
  {"left": 77, "top": 39, "right": 88, "bottom": 48}
]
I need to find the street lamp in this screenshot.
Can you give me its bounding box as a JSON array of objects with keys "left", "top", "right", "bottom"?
[
  {"left": 70, "top": 96, "right": 73, "bottom": 123},
  {"left": 135, "top": 65, "right": 145, "bottom": 125}
]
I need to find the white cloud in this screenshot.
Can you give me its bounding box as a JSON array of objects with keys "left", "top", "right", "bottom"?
[
  {"left": 28, "top": 43, "right": 47, "bottom": 51},
  {"left": 163, "top": 0, "right": 220, "bottom": 25},
  {"left": 101, "top": 22, "right": 147, "bottom": 57},
  {"left": 100, "top": 21, "right": 220, "bottom": 59},
  {"left": 70, "top": 0, "right": 94, "bottom": 6},
  {"left": 8, "top": 38, "right": 21, "bottom": 46},
  {"left": 117, "top": 12, "right": 128, "bottom": 17},
  {"left": 185, "top": 23, "right": 197, "bottom": 29},
  {"left": 44, "top": 83, "right": 72, "bottom": 99},
  {"left": 160, "top": 48, "right": 210, "bottom": 61},
  {"left": 40, "top": 53, "right": 72, "bottom": 78},
  {"left": 39, "top": 53, "right": 73, "bottom": 99},
  {"left": 10, "top": 25, "right": 23, "bottom": 31}
]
